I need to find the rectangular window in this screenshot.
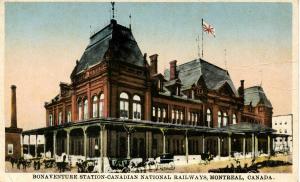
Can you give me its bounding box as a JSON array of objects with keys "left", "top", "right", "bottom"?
[
  {"left": 58, "top": 112, "right": 62, "bottom": 124},
  {"left": 99, "top": 101, "right": 104, "bottom": 117},
  {"left": 7, "top": 144, "right": 13, "bottom": 155},
  {"left": 120, "top": 100, "right": 129, "bottom": 119},
  {"left": 93, "top": 103, "right": 98, "bottom": 118},
  {"left": 172, "top": 109, "right": 175, "bottom": 120},
  {"left": 180, "top": 111, "right": 183, "bottom": 121},
  {"left": 152, "top": 107, "right": 156, "bottom": 117},
  {"left": 67, "top": 111, "right": 71, "bottom": 122},
  {"left": 133, "top": 103, "right": 141, "bottom": 120},
  {"left": 49, "top": 114, "right": 53, "bottom": 126}
]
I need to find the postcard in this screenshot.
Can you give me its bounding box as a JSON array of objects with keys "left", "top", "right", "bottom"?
[{"left": 1, "top": 1, "right": 298, "bottom": 182}]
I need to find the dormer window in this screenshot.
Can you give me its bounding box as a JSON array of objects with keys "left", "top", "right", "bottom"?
[{"left": 176, "top": 86, "right": 180, "bottom": 96}]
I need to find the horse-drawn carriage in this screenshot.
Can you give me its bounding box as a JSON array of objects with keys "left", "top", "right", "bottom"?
[
  {"left": 157, "top": 153, "right": 175, "bottom": 170},
  {"left": 200, "top": 153, "right": 214, "bottom": 164},
  {"left": 76, "top": 159, "right": 97, "bottom": 173}
]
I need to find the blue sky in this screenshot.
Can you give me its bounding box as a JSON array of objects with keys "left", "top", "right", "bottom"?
[{"left": 4, "top": 2, "right": 293, "bottom": 129}]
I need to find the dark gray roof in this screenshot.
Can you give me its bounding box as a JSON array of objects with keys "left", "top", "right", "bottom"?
[
  {"left": 221, "top": 122, "right": 275, "bottom": 133},
  {"left": 164, "top": 59, "right": 239, "bottom": 96},
  {"left": 244, "top": 86, "right": 272, "bottom": 108},
  {"left": 71, "top": 19, "right": 144, "bottom": 76}
]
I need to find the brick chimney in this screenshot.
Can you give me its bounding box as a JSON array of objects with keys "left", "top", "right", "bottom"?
[
  {"left": 11, "top": 85, "right": 17, "bottom": 128},
  {"left": 169, "top": 60, "right": 177, "bottom": 80},
  {"left": 149, "top": 54, "right": 158, "bottom": 76},
  {"left": 238, "top": 80, "right": 245, "bottom": 101}
]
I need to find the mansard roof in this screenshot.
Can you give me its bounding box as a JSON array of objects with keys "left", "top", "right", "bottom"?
[
  {"left": 164, "top": 59, "right": 239, "bottom": 96},
  {"left": 71, "top": 19, "right": 144, "bottom": 76},
  {"left": 244, "top": 86, "right": 272, "bottom": 108}
]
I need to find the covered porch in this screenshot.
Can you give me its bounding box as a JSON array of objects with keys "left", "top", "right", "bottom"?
[{"left": 22, "top": 119, "right": 275, "bottom": 172}]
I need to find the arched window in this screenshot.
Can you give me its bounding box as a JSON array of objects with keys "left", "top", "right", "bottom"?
[
  {"left": 195, "top": 114, "right": 198, "bottom": 125},
  {"left": 218, "top": 111, "right": 222, "bottom": 127},
  {"left": 133, "top": 95, "right": 141, "bottom": 120},
  {"left": 232, "top": 114, "right": 237, "bottom": 125},
  {"left": 58, "top": 112, "right": 62, "bottom": 124},
  {"left": 78, "top": 99, "right": 82, "bottom": 120},
  {"left": 92, "top": 96, "right": 98, "bottom": 118},
  {"left": 67, "top": 111, "right": 71, "bottom": 122},
  {"left": 99, "top": 94, "right": 104, "bottom": 117},
  {"left": 83, "top": 99, "right": 88, "bottom": 120},
  {"left": 223, "top": 112, "right": 228, "bottom": 126},
  {"left": 207, "top": 109, "right": 212, "bottom": 127},
  {"left": 120, "top": 92, "right": 129, "bottom": 119},
  {"left": 49, "top": 114, "right": 53, "bottom": 126}
]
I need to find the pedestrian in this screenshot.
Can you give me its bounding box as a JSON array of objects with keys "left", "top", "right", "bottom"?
[
  {"left": 10, "top": 157, "right": 15, "bottom": 168},
  {"left": 95, "top": 144, "right": 99, "bottom": 157},
  {"left": 16, "top": 158, "right": 20, "bottom": 169},
  {"left": 37, "top": 160, "right": 40, "bottom": 170}
]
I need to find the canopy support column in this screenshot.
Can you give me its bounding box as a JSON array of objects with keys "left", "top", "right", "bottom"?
[
  {"left": 228, "top": 134, "right": 231, "bottom": 158},
  {"left": 53, "top": 131, "right": 57, "bottom": 158},
  {"left": 35, "top": 134, "right": 38, "bottom": 157},
  {"left": 217, "top": 136, "right": 221, "bottom": 158},
  {"left": 267, "top": 135, "right": 271, "bottom": 156},
  {"left": 185, "top": 131, "right": 189, "bottom": 163}
]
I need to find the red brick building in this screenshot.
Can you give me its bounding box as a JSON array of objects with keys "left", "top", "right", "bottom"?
[{"left": 23, "top": 19, "right": 274, "bottom": 171}]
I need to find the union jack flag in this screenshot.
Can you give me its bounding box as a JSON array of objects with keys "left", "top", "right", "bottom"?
[{"left": 202, "top": 20, "right": 215, "bottom": 37}]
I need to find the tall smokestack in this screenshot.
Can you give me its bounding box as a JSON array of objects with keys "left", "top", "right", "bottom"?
[{"left": 11, "top": 85, "right": 17, "bottom": 128}]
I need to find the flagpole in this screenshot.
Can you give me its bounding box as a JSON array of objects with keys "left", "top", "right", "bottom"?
[{"left": 201, "top": 18, "right": 204, "bottom": 59}]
